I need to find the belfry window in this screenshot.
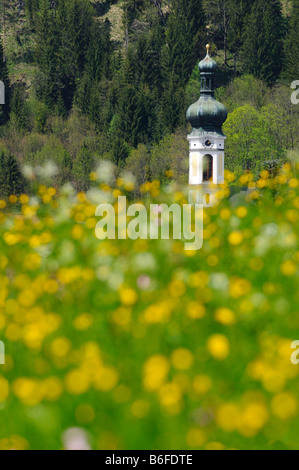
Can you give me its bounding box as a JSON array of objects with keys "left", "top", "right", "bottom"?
[{"left": 203, "top": 155, "right": 213, "bottom": 182}]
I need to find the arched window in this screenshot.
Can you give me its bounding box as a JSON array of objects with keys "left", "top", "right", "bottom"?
[{"left": 203, "top": 155, "right": 213, "bottom": 182}]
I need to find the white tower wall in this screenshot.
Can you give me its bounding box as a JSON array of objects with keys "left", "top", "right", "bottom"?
[{"left": 188, "top": 134, "right": 226, "bottom": 186}]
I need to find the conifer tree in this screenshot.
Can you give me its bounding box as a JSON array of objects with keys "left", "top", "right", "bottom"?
[
  {"left": 75, "top": 72, "right": 92, "bottom": 116},
  {"left": 163, "top": 0, "right": 206, "bottom": 87},
  {"left": 134, "top": 24, "right": 163, "bottom": 92},
  {"left": 160, "top": 0, "right": 206, "bottom": 132},
  {"left": 10, "top": 84, "right": 29, "bottom": 133},
  {"left": 85, "top": 20, "right": 112, "bottom": 83},
  {"left": 25, "top": 0, "right": 40, "bottom": 27},
  {"left": 34, "top": 0, "right": 60, "bottom": 107},
  {"left": 0, "top": 151, "right": 26, "bottom": 197},
  {"left": 282, "top": 0, "right": 299, "bottom": 81},
  {"left": 241, "top": 0, "right": 285, "bottom": 85},
  {"left": 161, "top": 72, "right": 186, "bottom": 132},
  {"left": 72, "top": 144, "right": 94, "bottom": 191},
  {"left": 56, "top": 0, "right": 93, "bottom": 110},
  {"left": 227, "top": 0, "right": 252, "bottom": 73}
]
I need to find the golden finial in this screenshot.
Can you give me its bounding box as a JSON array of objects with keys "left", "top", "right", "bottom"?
[{"left": 206, "top": 44, "right": 210, "bottom": 56}]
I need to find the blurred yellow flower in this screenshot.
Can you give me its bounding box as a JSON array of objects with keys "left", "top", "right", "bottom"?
[
  {"left": 228, "top": 231, "right": 243, "bottom": 246},
  {"left": 23, "top": 253, "right": 42, "bottom": 271},
  {"left": 12, "top": 378, "right": 43, "bottom": 406},
  {"left": 65, "top": 369, "right": 90, "bottom": 395},
  {"left": 159, "top": 382, "right": 182, "bottom": 407},
  {"left": 51, "top": 337, "right": 71, "bottom": 358},
  {"left": 73, "top": 314, "right": 94, "bottom": 331},
  {"left": 42, "top": 377, "right": 63, "bottom": 401},
  {"left": 44, "top": 279, "right": 59, "bottom": 294},
  {"left": 94, "top": 367, "right": 119, "bottom": 391},
  {"left": 119, "top": 288, "right": 138, "bottom": 306},
  {"left": 262, "top": 370, "right": 285, "bottom": 393},
  {"left": 188, "top": 271, "right": 209, "bottom": 288},
  {"left": 72, "top": 224, "right": 84, "bottom": 240},
  {"left": 131, "top": 400, "right": 150, "bottom": 418},
  {"left": 235, "top": 206, "right": 248, "bottom": 218},
  {"left": 8, "top": 195, "right": 18, "bottom": 204},
  {"left": 186, "top": 428, "right": 206, "bottom": 448},
  {"left": 220, "top": 208, "right": 231, "bottom": 220},
  {"left": 168, "top": 280, "right": 186, "bottom": 297},
  {"left": 229, "top": 277, "right": 251, "bottom": 298},
  {"left": 271, "top": 392, "right": 298, "bottom": 421},
  {"left": 281, "top": 260, "right": 297, "bottom": 276},
  {"left": 142, "top": 301, "right": 173, "bottom": 324},
  {"left": 143, "top": 355, "right": 170, "bottom": 392},
  {"left": 216, "top": 403, "right": 240, "bottom": 432},
  {"left": 238, "top": 403, "right": 269, "bottom": 437},
  {"left": 187, "top": 302, "right": 206, "bottom": 319},
  {"left": 193, "top": 375, "right": 212, "bottom": 395},
  {"left": 215, "top": 308, "right": 236, "bottom": 325},
  {"left": 112, "top": 307, "right": 131, "bottom": 326},
  {"left": 171, "top": 348, "right": 193, "bottom": 370},
  {"left": 207, "top": 334, "right": 230, "bottom": 360}
]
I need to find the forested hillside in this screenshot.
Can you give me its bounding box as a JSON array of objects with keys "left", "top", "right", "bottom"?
[{"left": 0, "top": 0, "right": 298, "bottom": 195}]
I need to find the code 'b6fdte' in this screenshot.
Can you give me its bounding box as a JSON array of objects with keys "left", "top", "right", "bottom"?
[{"left": 0, "top": 81, "right": 5, "bottom": 105}]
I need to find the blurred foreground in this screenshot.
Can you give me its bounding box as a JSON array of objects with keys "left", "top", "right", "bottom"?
[{"left": 0, "top": 166, "right": 299, "bottom": 450}]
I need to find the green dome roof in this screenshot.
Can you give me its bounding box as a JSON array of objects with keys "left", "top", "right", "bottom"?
[
  {"left": 187, "top": 96, "right": 228, "bottom": 130},
  {"left": 198, "top": 53, "right": 218, "bottom": 73},
  {"left": 186, "top": 45, "right": 228, "bottom": 135}
]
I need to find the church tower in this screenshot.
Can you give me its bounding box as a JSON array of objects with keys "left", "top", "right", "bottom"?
[{"left": 186, "top": 45, "right": 228, "bottom": 206}]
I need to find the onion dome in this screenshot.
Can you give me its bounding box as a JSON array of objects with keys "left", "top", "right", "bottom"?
[
  {"left": 186, "top": 45, "right": 228, "bottom": 136},
  {"left": 198, "top": 46, "right": 218, "bottom": 74}
]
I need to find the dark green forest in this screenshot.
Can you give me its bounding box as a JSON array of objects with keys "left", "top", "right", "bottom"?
[{"left": 0, "top": 0, "right": 298, "bottom": 195}]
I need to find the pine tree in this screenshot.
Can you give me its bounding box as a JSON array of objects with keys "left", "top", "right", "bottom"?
[
  {"left": 241, "top": 0, "right": 285, "bottom": 85},
  {"left": 75, "top": 72, "right": 92, "bottom": 116},
  {"left": 56, "top": 0, "right": 93, "bottom": 110},
  {"left": 134, "top": 24, "right": 163, "bottom": 92},
  {"left": 160, "top": 0, "right": 206, "bottom": 132},
  {"left": 35, "top": 0, "right": 94, "bottom": 111},
  {"left": 227, "top": 0, "right": 252, "bottom": 74},
  {"left": 115, "top": 84, "right": 144, "bottom": 147},
  {"left": 0, "top": 151, "right": 26, "bottom": 197},
  {"left": 163, "top": 0, "right": 206, "bottom": 87},
  {"left": 72, "top": 144, "right": 94, "bottom": 191},
  {"left": 25, "top": 0, "right": 41, "bottom": 27},
  {"left": 161, "top": 73, "right": 186, "bottom": 132},
  {"left": 34, "top": 0, "right": 61, "bottom": 107},
  {"left": 10, "top": 84, "right": 29, "bottom": 133},
  {"left": 282, "top": 0, "right": 299, "bottom": 81},
  {"left": 85, "top": 20, "right": 112, "bottom": 83}
]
